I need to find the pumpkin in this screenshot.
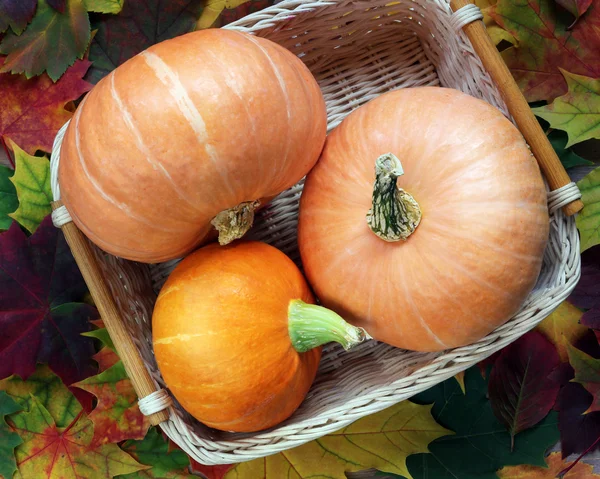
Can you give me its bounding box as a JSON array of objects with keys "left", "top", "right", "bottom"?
[
  {"left": 59, "top": 29, "right": 326, "bottom": 263},
  {"left": 152, "top": 241, "right": 368, "bottom": 432},
  {"left": 298, "top": 87, "right": 549, "bottom": 352}
]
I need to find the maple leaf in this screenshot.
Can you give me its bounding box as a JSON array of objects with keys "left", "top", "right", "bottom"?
[
  {"left": 195, "top": 0, "right": 250, "bottom": 30},
  {"left": 74, "top": 361, "right": 150, "bottom": 446},
  {"left": 216, "top": 0, "right": 274, "bottom": 27},
  {"left": 496, "top": 451, "right": 599, "bottom": 478},
  {"left": 576, "top": 167, "right": 600, "bottom": 252},
  {"left": 6, "top": 140, "right": 51, "bottom": 233},
  {"left": 555, "top": 0, "right": 593, "bottom": 21},
  {"left": 532, "top": 70, "right": 600, "bottom": 147},
  {"left": 0, "top": 0, "right": 90, "bottom": 81},
  {"left": 406, "top": 368, "right": 560, "bottom": 479},
  {"left": 548, "top": 129, "right": 594, "bottom": 169},
  {"left": 488, "top": 332, "right": 560, "bottom": 449},
  {"left": 85, "top": 0, "right": 204, "bottom": 84},
  {"left": 83, "top": 328, "right": 119, "bottom": 371},
  {"left": 0, "top": 165, "right": 18, "bottom": 230},
  {"left": 0, "top": 216, "right": 98, "bottom": 386},
  {"left": 0, "top": 58, "right": 92, "bottom": 155},
  {"left": 0, "top": 391, "right": 22, "bottom": 479},
  {"left": 225, "top": 400, "right": 451, "bottom": 479},
  {"left": 567, "top": 343, "right": 600, "bottom": 414},
  {"left": 0, "top": 0, "right": 37, "bottom": 35},
  {"left": 47, "top": 0, "right": 66, "bottom": 12},
  {"left": 120, "top": 427, "right": 194, "bottom": 478},
  {"left": 556, "top": 381, "right": 600, "bottom": 457},
  {"left": 536, "top": 300, "right": 588, "bottom": 361},
  {"left": 570, "top": 248, "right": 600, "bottom": 309},
  {"left": 190, "top": 460, "right": 233, "bottom": 479},
  {"left": 8, "top": 396, "right": 147, "bottom": 478},
  {"left": 475, "top": 0, "right": 517, "bottom": 45},
  {"left": 490, "top": 0, "right": 600, "bottom": 102}
]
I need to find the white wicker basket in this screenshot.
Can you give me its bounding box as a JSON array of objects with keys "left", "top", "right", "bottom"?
[{"left": 50, "top": 0, "right": 582, "bottom": 466}]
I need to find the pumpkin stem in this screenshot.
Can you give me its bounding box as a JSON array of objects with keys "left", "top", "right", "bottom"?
[
  {"left": 211, "top": 200, "right": 260, "bottom": 245},
  {"left": 288, "top": 300, "right": 371, "bottom": 353},
  {"left": 366, "top": 153, "right": 421, "bottom": 242}
]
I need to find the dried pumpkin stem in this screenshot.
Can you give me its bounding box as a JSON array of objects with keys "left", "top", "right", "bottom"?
[
  {"left": 366, "top": 153, "right": 421, "bottom": 242},
  {"left": 211, "top": 200, "right": 260, "bottom": 245},
  {"left": 288, "top": 300, "right": 371, "bottom": 353}
]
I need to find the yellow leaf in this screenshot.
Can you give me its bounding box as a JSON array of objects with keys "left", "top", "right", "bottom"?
[
  {"left": 196, "top": 0, "right": 250, "bottom": 30},
  {"left": 454, "top": 371, "right": 466, "bottom": 394},
  {"left": 497, "top": 451, "right": 599, "bottom": 478},
  {"left": 475, "top": 0, "right": 516, "bottom": 45},
  {"left": 536, "top": 301, "right": 587, "bottom": 362},
  {"left": 224, "top": 401, "right": 452, "bottom": 479},
  {"left": 7, "top": 140, "right": 51, "bottom": 234}
]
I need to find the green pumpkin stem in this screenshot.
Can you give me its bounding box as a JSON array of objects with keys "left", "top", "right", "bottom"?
[
  {"left": 288, "top": 300, "right": 371, "bottom": 353},
  {"left": 366, "top": 153, "right": 421, "bottom": 242},
  {"left": 211, "top": 200, "right": 260, "bottom": 245}
]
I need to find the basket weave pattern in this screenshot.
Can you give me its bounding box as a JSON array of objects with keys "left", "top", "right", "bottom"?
[{"left": 51, "top": 0, "right": 581, "bottom": 465}]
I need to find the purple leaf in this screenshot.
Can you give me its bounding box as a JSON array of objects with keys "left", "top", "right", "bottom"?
[
  {"left": 557, "top": 382, "right": 600, "bottom": 457},
  {"left": 0, "top": 216, "right": 98, "bottom": 385},
  {"left": 46, "top": 0, "right": 66, "bottom": 13},
  {"left": 488, "top": 331, "right": 560, "bottom": 449},
  {"left": 0, "top": 0, "right": 36, "bottom": 35},
  {"left": 570, "top": 247, "right": 600, "bottom": 309}
]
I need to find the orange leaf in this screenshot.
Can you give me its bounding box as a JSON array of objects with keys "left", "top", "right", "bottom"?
[
  {"left": 0, "top": 58, "right": 91, "bottom": 155},
  {"left": 496, "top": 451, "right": 599, "bottom": 478}
]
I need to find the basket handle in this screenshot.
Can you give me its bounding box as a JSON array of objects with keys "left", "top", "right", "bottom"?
[
  {"left": 51, "top": 201, "right": 170, "bottom": 426},
  {"left": 450, "top": 0, "right": 583, "bottom": 217}
]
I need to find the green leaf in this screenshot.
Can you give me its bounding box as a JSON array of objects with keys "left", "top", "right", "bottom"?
[
  {"left": 83, "top": 327, "right": 116, "bottom": 352},
  {"left": 548, "top": 130, "right": 594, "bottom": 169},
  {"left": 0, "top": 391, "right": 23, "bottom": 479},
  {"left": 119, "top": 427, "right": 193, "bottom": 478},
  {"left": 0, "top": 364, "right": 82, "bottom": 429},
  {"left": 532, "top": 70, "right": 600, "bottom": 148},
  {"left": 567, "top": 343, "right": 600, "bottom": 414},
  {"left": 0, "top": 0, "right": 91, "bottom": 81},
  {"left": 7, "top": 140, "right": 51, "bottom": 234},
  {"left": 576, "top": 167, "right": 600, "bottom": 252},
  {"left": 83, "top": 0, "right": 124, "bottom": 13},
  {"left": 400, "top": 368, "right": 560, "bottom": 479},
  {"left": 0, "top": 165, "right": 18, "bottom": 230}
]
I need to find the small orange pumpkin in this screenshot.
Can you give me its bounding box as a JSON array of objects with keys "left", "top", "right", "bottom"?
[
  {"left": 59, "top": 29, "right": 326, "bottom": 262},
  {"left": 298, "top": 87, "right": 549, "bottom": 352},
  {"left": 152, "top": 241, "right": 368, "bottom": 432}
]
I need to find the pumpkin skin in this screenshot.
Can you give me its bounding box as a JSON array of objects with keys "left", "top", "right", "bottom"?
[
  {"left": 152, "top": 241, "right": 321, "bottom": 432},
  {"left": 298, "top": 87, "right": 549, "bottom": 352},
  {"left": 59, "top": 29, "right": 326, "bottom": 263}
]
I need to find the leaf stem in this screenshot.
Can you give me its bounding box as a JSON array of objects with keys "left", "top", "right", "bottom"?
[{"left": 558, "top": 434, "right": 600, "bottom": 478}]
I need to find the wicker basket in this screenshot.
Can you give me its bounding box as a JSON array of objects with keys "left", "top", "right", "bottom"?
[{"left": 50, "top": 0, "right": 582, "bottom": 466}]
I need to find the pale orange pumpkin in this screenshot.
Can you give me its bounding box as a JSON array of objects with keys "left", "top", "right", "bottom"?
[
  {"left": 59, "top": 29, "right": 326, "bottom": 262},
  {"left": 298, "top": 87, "right": 549, "bottom": 352},
  {"left": 152, "top": 241, "right": 368, "bottom": 432}
]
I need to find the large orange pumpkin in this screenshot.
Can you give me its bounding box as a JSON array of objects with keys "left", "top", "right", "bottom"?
[
  {"left": 298, "top": 87, "right": 549, "bottom": 352},
  {"left": 152, "top": 241, "right": 368, "bottom": 432},
  {"left": 59, "top": 29, "right": 326, "bottom": 262}
]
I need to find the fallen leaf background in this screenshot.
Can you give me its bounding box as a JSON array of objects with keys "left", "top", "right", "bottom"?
[{"left": 0, "top": 0, "right": 599, "bottom": 478}]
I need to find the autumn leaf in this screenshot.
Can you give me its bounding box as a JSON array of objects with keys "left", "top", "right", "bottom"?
[
  {"left": 0, "top": 391, "right": 22, "bottom": 479},
  {"left": 8, "top": 396, "right": 147, "bottom": 478},
  {"left": 6, "top": 140, "right": 51, "bottom": 233},
  {"left": 0, "top": 165, "right": 18, "bottom": 230},
  {"left": 555, "top": 0, "right": 593, "bottom": 21},
  {"left": 0, "top": 0, "right": 90, "bottom": 81},
  {"left": 488, "top": 332, "right": 560, "bottom": 449},
  {"left": 536, "top": 300, "right": 588, "bottom": 361},
  {"left": 475, "top": 0, "right": 516, "bottom": 45},
  {"left": 74, "top": 360, "right": 150, "bottom": 446},
  {"left": 47, "top": 0, "right": 66, "bottom": 12},
  {"left": 195, "top": 0, "right": 249, "bottom": 30},
  {"left": 556, "top": 381, "right": 600, "bottom": 457},
  {"left": 570, "top": 248, "right": 600, "bottom": 309},
  {"left": 548, "top": 129, "right": 594, "bottom": 169},
  {"left": 225, "top": 400, "right": 451, "bottom": 479},
  {"left": 496, "top": 451, "right": 599, "bottom": 478},
  {"left": 532, "top": 71, "right": 600, "bottom": 147},
  {"left": 405, "top": 368, "right": 560, "bottom": 479},
  {"left": 119, "top": 427, "right": 194, "bottom": 478},
  {"left": 490, "top": 0, "right": 600, "bottom": 102},
  {"left": 567, "top": 343, "right": 600, "bottom": 413},
  {"left": 85, "top": 0, "right": 203, "bottom": 84},
  {"left": 0, "top": 58, "right": 92, "bottom": 154},
  {"left": 190, "top": 460, "right": 234, "bottom": 479},
  {"left": 84, "top": 327, "right": 119, "bottom": 371},
  {"left": 0, "top": 0, "right": 37, "bottom": 34},
  {"left": 0, "top": 217, "right": 98, "bottom": 386},
  {"left": 454, "top": 371, "right": 466, "bottom": 394},
  {"left": 0, "top": 365, "right": 84, "bottom": 429},
  {"left": 83, "top": 0, "right": 124, "bottom": 13},
  {"left": 576, "top": 167, "right": 600, "bottom": 252}
]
